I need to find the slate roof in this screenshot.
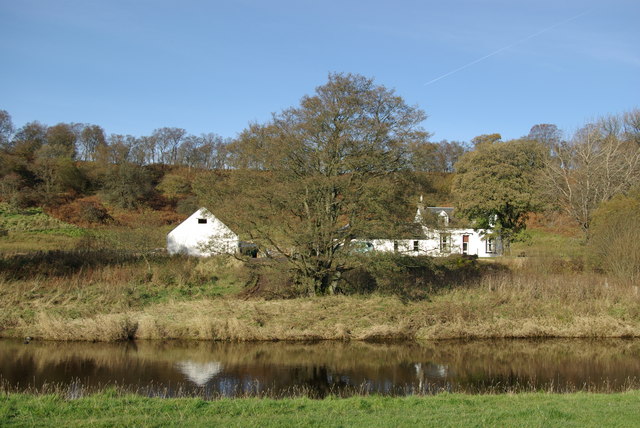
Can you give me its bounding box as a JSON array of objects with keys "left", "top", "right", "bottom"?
[{"left": 425, "top": 207, "right": 455, "bottom": 216}]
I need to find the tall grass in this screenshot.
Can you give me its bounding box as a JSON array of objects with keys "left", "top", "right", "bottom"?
[
  {"left": 3, "top": 376, "right": 640, "bottom": 399},
  {"left": 2, "top": 266, "right": 638, "bottom": 342},
  {"left": 1, "top": 241, "right": 638, "bottom": 342}
]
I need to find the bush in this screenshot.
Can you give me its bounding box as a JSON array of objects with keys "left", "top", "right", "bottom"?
[
  {"left": 51, "top": 197, "right": 113, "bottom": 226},
  {"left": 79, "top": 201, "right": 112, "bottom": 224},
  {"left": 339, "top": 254, "right": 504, "bottom": 299},
  {"left": 239, "top": 260, "right": 300, "bottom": 299},
  {"left": 588, "top": 189, "right": 640, "bottom": 284}
]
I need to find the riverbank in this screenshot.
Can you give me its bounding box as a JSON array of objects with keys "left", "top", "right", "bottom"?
[
  {"left": 1, "top": 245, "right": 639, "bottom": 342},
  {"left": 2, "top": 391, "right": 640, "bottom": 427},
  {"left": 1, "top": 268, "right": 639, "bottom": 342}
]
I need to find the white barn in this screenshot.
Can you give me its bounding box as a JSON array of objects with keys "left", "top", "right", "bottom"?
[{"left": 166, "top": 208, "right": 239, "bottom": 256}]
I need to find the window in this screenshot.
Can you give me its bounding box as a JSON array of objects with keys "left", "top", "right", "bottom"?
[
  {"left": 393, "top": 241, "right": 399, "bottom": 253},
  {"left": 413, "top": 240, "right": 419, "bottom": 252},
  {"left": 439, "top": 234, "right": 450, "bottom": 252},
  {"left": 438, "top": 212, "right": 449, "bottom": 227},
  {"left": 197, "top": 218, "right": 207, "bottom": 224},
  {"left": 486, "top": 238, "right": 495, "bottom": 254}
]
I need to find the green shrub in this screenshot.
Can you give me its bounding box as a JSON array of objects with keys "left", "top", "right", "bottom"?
[
  {"left": 588, "top": 188, "right": 640, "bottom": 284},
  {"left": 340, "top": 253, "right": 504, "bottom": 299}
]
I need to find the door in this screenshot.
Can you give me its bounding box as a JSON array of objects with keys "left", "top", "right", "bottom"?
[{"left": 462, "top": 235, "right": 469, "bottom": 255}]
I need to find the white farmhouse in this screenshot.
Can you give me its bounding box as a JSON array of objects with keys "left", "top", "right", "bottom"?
[
  {"left": 168, "top": 204, "right": 501, "bottom": 258},
  {"left": 367, "top": 205, "right": 501, "bottom": 257},
  {"left": 166, "top": 208, "right": 239, "bottom": 256}
]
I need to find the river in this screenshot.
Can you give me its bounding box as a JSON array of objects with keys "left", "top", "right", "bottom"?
[{"left": 1, "top": 338, "right": 639, "bottom": 397}]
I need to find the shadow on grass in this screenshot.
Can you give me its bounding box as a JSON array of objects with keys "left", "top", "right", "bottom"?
[
  {"left": 341, "top": 254, "right": 510, "bottom": 301},
  {"left": 0, "top": 249, "right": 165, "bottom": 279}
]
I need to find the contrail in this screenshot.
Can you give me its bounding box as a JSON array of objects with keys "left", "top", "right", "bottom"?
[{"left": 423, "top": 9, "right": 590, "bottom": 86}]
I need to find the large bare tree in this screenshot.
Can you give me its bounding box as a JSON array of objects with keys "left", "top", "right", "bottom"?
[
  {"left": 196, "top": 73, "right": 430, "bottom": 295},
  {"left": 543, "top": 112, "right": 640, "bottom": 236}
]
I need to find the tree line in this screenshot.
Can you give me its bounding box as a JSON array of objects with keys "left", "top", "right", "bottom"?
[
  {"left": 1, "top": 73, "right": 639, "bottom": 290},
  {"left": 0, "top": 105, "right": 468, "bottom": 212}
]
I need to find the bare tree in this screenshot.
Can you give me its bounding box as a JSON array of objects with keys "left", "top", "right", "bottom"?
[
  {"left": 176, "top": 135, "right": 203, "bottom": 169},
  {"left": 78, "top": 125, "right": 106, "bottom": 161},
  {"left": 152, "top": 127, "right": 186, "bottom": 165},
  {"left": 527, "top": 123, "right": 563, "bottom": 157},
  {"left": 528, "top": 124, "right": 562, "bottom": 146},
  {"left": 0, "top": 110, "right": 14, "bottom": 148},
  {"left": 622, "top": 108, "right": 640, "bottom": 146},
  {"left": 543, "top": 113, "right": 640, "bottom": 236},
  {"left": 200, "top": 133, "right": 230, "bottom": 169},
  {"left": 105, "top": 134, "right": 137, "bottom": 164},
  {"left": 138, "top": 135, "right": 158, "bottom": 164}
]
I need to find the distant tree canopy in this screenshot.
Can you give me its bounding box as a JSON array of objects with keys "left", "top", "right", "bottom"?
[
  {"left": 196, "top": 73, "right": 430, "bottom": 295},
  {"left": 452, "top": 138, "right": 547, "bottom": 249},
  {"left": 0, "top": 107, "right": 234, "bottom": 208},
  {"left": 471, "top": 133, "right": 502, "bottom": 147},
  {"left": 527, "top": 123, "right": 562, "bottom": 149},
  {"left": 408, "top": 140, "right": 468, "bottom": 173}
]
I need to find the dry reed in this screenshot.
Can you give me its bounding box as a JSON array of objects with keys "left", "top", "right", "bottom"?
[{"left": 1, "top": 252, "right": 639, "bottom": 342}]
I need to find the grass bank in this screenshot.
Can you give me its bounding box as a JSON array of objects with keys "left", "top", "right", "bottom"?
[
  {"left": 2, "top": 391, "right": 640, "bottom": 427},
  {"left": 1, "top": 255, "right": 638, "bottom": 341},
  {"left": 0, "top": 217, "right": 638, "bottom": 342}
]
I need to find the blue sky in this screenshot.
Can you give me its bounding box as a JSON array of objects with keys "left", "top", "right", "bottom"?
[{"left": 1, "top": 0, "right": 638, "bottom": 143}]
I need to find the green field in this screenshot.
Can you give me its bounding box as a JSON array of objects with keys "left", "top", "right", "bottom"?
[{"left": 2, "top": 392, "right": 639, "bottom": 427}]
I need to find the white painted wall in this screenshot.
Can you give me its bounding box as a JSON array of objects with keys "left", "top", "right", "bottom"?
[
  {"left": 370, "top": 228, "right": 500, "bottom": 257},
  {"left": 168, "top": 206, "right": 501, "bottom": 258},
  {"left": 167, "top": 208, "right": 239, "bottom": 257}
]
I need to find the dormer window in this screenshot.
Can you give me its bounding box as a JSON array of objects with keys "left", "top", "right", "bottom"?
[
  {"left": 197, "top": 218, "right": 207, "bottom": 224},
  {"left": 438, "top": 211, "right": 449, "bottom": 227}
]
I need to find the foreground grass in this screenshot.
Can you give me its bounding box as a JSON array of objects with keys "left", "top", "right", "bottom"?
[{"left": 2, "top": 391, "right": 640, "bottom": 427}]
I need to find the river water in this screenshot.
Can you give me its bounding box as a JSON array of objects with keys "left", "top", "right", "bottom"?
[{"left": 1, "top": 338, "right": 639, "bottom": 397}]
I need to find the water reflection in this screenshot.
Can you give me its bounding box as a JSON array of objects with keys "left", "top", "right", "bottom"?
[
  {"left": 175, "top": 361, "right": 223, "bottom": 387},
  {"left": 1, "top": 339, "right": 639, "bottom": 397}
]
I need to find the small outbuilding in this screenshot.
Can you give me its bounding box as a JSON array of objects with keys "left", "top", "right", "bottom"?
[{"left": 166, "top": 208, "right": 239, "bottom": 256}]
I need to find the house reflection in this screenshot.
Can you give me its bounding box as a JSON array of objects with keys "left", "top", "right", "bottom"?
[{"left": 175, "top": 360, "right": 223, "bottom": 386}]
